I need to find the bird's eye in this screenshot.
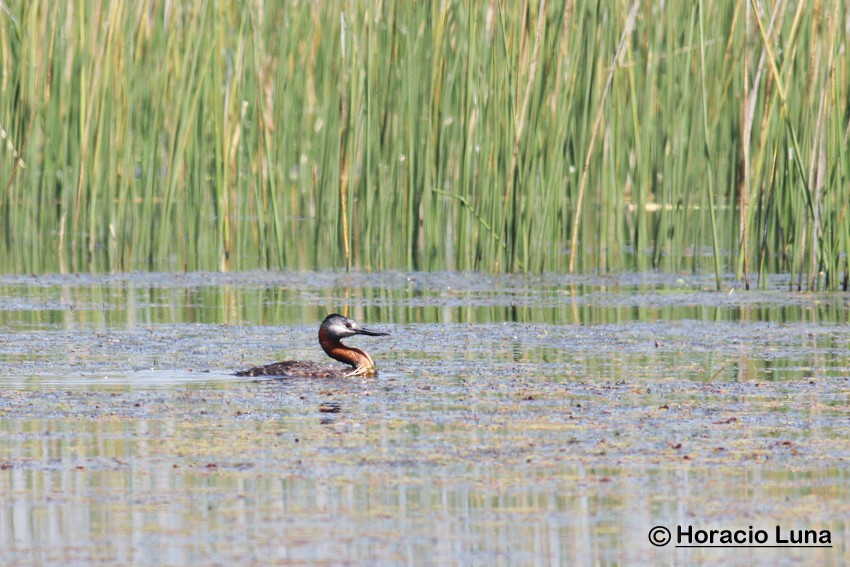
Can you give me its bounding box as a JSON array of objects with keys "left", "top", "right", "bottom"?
[{"left": 345, "top": 322, "right": 353, "bottom": 328}]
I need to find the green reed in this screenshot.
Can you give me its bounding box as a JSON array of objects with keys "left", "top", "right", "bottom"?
[{"left": 0, "top": 1, "right": 847, "bottom": 289}]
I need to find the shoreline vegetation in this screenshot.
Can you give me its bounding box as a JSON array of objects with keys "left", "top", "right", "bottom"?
[{"left": 0, "top": 1, "right": 847, "bottom": 289}]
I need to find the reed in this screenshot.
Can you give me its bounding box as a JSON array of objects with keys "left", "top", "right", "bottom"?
[{"left": 0, "top": 1, "right": 847, "bottom": 289}]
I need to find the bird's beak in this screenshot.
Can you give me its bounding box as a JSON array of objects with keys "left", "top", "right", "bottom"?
[{"left": 355, "top": 325, "right": 390, "bottom": 337}]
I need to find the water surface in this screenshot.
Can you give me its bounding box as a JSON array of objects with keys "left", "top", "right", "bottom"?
[{"left": 1, "top": 271, "right": 848, "bottom": 565}]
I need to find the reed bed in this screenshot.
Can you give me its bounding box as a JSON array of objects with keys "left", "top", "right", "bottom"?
[{"left": 0, "top": 1, "right": 847, "bottom": 289}]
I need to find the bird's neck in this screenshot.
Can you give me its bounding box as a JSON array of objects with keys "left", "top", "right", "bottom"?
[{"left": 318, "top": 328, "right": 375, "bottom": 370}]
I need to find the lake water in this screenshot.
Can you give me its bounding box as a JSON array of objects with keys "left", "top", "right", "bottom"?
[{"left": 1, "top": 271, "right": 848, "bottom": 565}]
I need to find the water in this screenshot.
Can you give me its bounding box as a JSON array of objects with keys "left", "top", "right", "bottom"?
[{"left": 1, "top": 271, "right": 849, "bottom": 565}]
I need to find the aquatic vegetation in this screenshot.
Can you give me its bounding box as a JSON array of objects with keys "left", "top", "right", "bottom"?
[{"left": 0, "top": 2, "right": 847, "bottom": 289}]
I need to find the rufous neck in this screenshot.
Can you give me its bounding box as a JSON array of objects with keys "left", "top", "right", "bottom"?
[{"left": 319, "top": 328, "right": 375, "bottom": 369}]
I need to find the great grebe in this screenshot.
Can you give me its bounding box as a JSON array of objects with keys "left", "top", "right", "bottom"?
[{"left": 235, "top": 314, "right": 389, "bottom": 378}]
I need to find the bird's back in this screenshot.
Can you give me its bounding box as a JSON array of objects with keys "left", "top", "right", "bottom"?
[{"left": 235, "top": 360, "right": 354, "bottom": 378}]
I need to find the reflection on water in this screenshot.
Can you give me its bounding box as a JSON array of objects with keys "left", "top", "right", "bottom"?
[
  {"left": 1, "top": 271, "right": 848, "bottom": 329},
  {"left": 0, "top": 271, "right": 849, "bottom": 564}
]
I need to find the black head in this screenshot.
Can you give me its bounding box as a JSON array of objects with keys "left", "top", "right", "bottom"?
[{"left": 321, "top": 314, "right": 389, "bottom": 340}]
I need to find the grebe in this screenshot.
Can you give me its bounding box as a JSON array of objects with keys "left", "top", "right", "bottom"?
[{"left": 235, "top": 314, "right": 389, "bottom": 378}]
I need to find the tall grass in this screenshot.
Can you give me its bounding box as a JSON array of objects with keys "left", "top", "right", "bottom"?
[{"left": 0, "top": 1, "right": 847, "bottom": 289}]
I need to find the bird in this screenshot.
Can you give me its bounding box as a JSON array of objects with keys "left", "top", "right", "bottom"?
[{"left": 235, "top": 313, "right": 389, "bottom": 378}]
